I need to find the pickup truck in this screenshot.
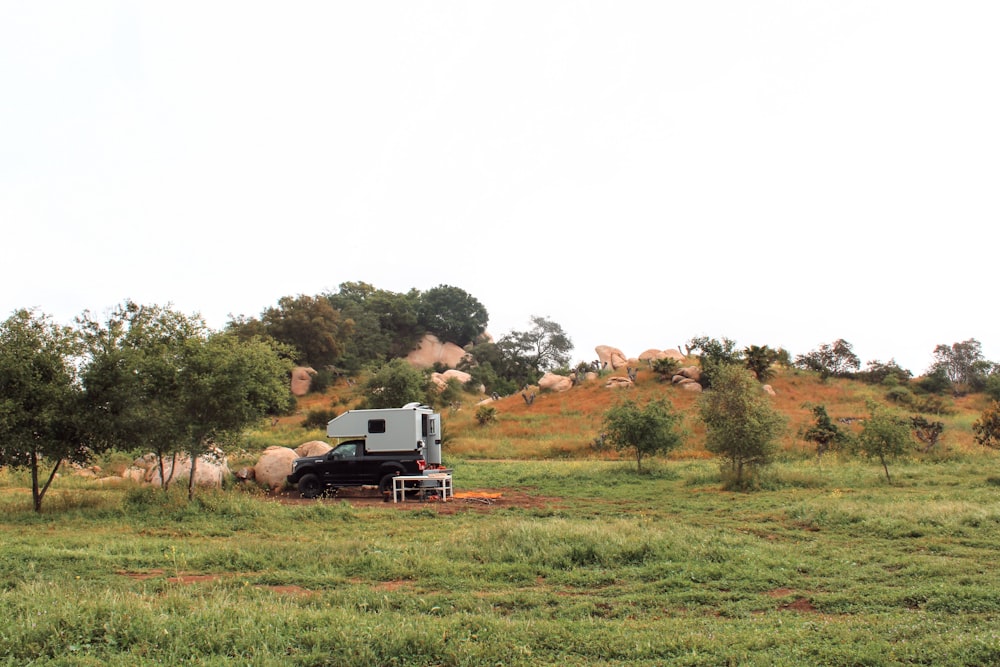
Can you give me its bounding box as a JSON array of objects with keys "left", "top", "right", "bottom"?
[{"left": 286, "top": 438, "right": 427, "bottom": 499}]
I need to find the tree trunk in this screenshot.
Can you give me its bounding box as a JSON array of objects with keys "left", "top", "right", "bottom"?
[
  {"left": 880, "top": 455, "right": 892, "bottom": 484},
  {"left": 30, "top": 451, "right": 62, "bottom": 513},
  {"left": 188, "top": 453, "right": 198, "bottom": 501}
]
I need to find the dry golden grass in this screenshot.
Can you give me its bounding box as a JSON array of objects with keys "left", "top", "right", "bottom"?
[{"left": 298, "top": 365, "right": 989, "bottom": 461}]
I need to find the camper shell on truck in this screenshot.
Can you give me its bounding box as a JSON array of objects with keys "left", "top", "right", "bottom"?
[{"left": 286, "top": 402, "right": 445, "bottom": 498}]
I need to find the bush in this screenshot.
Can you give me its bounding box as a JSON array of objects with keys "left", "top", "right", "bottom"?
[
  {"left": 475, "top": 405, "right": 498, "bottom": 426},
  {"left": 302, "top": 407, "right": 339, "bottom": 431}
]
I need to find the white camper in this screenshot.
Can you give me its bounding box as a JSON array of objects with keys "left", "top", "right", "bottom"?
[{"left": 326, "top": 402, "right": 443, "bottom": 465}]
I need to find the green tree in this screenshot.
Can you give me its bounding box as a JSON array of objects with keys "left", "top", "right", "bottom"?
[
  {"left": 499, "top": 316, "right": 573, "bottom": 377},
  {"left": 417, "top": 285, "right": 488, "bottom": 346},
  {"left": 930, "top": 339, "right": 985, "bottom": 387},
  {"left": 744, "top": 344, "right": 779, "bottom": 383},
  {"left": 856, "top": 401, "right": 913, "bottom": 484},
  {"left": 79, "top": 302, "right": 203, "bottom": 491},
  {"left": 858, "top": 359, "right": 913, "bottom": 386},
  {"left": 327, "top": 282, "right": 422, "bottom": 368},
  {"left": 687, "top": 335, "right": 742, "bottom": 388},
  {"left": 698, "top": 364, "right": 785, "bottom": 488},
  {"left": 794, "top": 339, "right": 860, "bottom": 380},
  {"left": 602, "top": 398, "right": 683, "bottom": 472},
  {"left": 174, "top": 331, "right": 293, "bottom": 499},
  {"left": 972, "top": 401, "right": 1000, "bottom": 450},
  {"left": 362, "top": 358, "right": 430, "bottom": 409},
  {"left": 0, "top": 309, "right": 90, "bottom": 512},
  {"left": 802, "top": 404, "right": 848, "bottom": 458},
  {"left": 250, "top": 294, "right": 351, "bottom": 367}
]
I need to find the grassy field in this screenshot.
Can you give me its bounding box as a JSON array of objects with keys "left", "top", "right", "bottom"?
[
  {"left": 3, "top": 367, "right": 1000, "bottom": 665},
  {"left": 2, "top": 457, "right": 1000, "bottom": 666}
]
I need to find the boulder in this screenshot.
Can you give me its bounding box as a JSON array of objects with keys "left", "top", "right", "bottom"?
[
  {"left": 595, "top": 345, "right": 629, "bottom": 370},
  {"left": 605, "top": 376, "right": 634, "bottom": 389},
  {"left": 538, "top": 372, "right": 573, "bottom": 393},
  {"left": 677, "top": 366, "right": 703, "bottom": 382},
  {"left": 664, "top": 349, "right": 687, "bottom": 362},
  {"left": 638, "top": 349, "right": 668, "bottom": 362},
  {"left": 406, "top": 334, "right": 469, "bottom": 369},
  {"left": 679, "top": 381, "right": 703, "bottom": 393},
  {"left": 762, "top": 384, "right": 777, "bottom": 397},
  {"left": 253, "top": 446, "right": 299, "bottom": 490},
  {"left": 296, "top": 440, "right": 332, "bottom": 457},
  {"left": 138, "top": 451, "right": 231, "bottom": 489},
  {"left": 290, "top": 366, "right": 317, "bottom": 396},
  {"left": 430, "top": 368, "right": 474, "bottom": 391}
]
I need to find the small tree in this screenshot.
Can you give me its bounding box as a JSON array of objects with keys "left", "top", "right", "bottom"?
[
  {"left": 601, "top": 398, "right": 683, "bottom": 472},
  {"left": 744, "top": 345, "right": 779, "bottom": 383},
  {"left": 910, "top": 415, "right": 944, "bottom": 453},
  {"left": 802, "top": 404, "right": 848, "bottom": 458},
  {"left": 697, "top": 364, "right": 785, "bottom": 487},
  {"left": 794, "top": 339, "right": 860, "bottom": 381},
  {"left": 362, "top": 358, "right": 430, "bottom": 409},
  {"left": 0, "top": 309, "right": 93, "bottom": 512},
  {"left": 856, "top": 402, "right": 913, "bottom": 484},
  {"left": 972, "top": 401, "right": 1000, "bottom": 450}
]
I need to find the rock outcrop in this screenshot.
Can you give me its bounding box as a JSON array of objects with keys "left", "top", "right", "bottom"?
[
  {"left": 290, "top": 366, "right": 317, "bottom": 396},
  {"left": 538, "top": 372, "right": 573, "bottom": 393},
  {"left": 595, "top": 345, "right": 628, "bottom": 371},
  {"left": 430, "top": 368, "right": 474, "bottom": 391},
  {"left": 406, "top": 334, "right": 469, "bottom": 369},
  {"left": 130, "top": 450, "right": 231, "bottom": 489}
]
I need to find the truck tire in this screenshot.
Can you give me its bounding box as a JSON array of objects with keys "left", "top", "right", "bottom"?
[
  {"left": 378, "top": 473, "right": 398, "bottom": 497},
  {"left": 298, "top": 473, "right": 322, "bottom": 499}
]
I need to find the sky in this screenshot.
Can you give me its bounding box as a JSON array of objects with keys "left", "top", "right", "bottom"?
[{"left": 2, "top": 2, "right": 998, "bottom": 375}]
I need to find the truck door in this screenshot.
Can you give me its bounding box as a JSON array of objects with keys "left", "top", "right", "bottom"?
[{"left": 325, "top": 441, "right": 363, "bottom": 486}]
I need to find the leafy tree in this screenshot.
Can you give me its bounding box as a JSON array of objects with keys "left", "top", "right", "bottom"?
[
  {"left": 910, "top": 415, "right": 944, "bottom": 453},
  {"left": 687, "top": 335, "right": 742, "bottom": 388},
  {"left": 856, "top": 401, "right": 913, "bottom": 484},
  {"left": 744, "top": 344, "right": 779, "bottom": 383},
  {"left": 362, "top": 358, "right": 430, "bottom": 409},
  {"left": 602, "top": 398, "right": 684, "bottom": 472},
  {"left": 174, "top": 331, "right": 293, "bottom": 499},
  {"left": 233, "top": 294, "right": 350, "bottom": 368},
  {"left": 697, "top": 364, "right": 785, "bottom": 488},
  {"left": 499, "top": 316, "right": 573, "bottom": 376},
  {"left": 417, "top": 285, "right": 488, "bottom": 346},
  {"left": 929, "top": 339, "right": 987, "bottom": 387},
  {"left": 794, "top": 339, "right": 860, "bottom": 380},
  {"left": 327, "top": 282, "right": 422, "bottom": 368},
  {"left": 985, "top": 373, "right": 1000, "bottom": 402},
  {"left": 915, "top": 366, "right": 952, "bottom": 396},
  {"left": 972, "top": 401, "right": 1000, "bottom": 450},
  {"left": 0, "top": 309, "right": 90, "bottom": 512},
  {"left": 858, "top": 359, "right": 913, "bottom": 386},
  {"left": 802, "top": 404, "right": 848, "bottom": 458}
]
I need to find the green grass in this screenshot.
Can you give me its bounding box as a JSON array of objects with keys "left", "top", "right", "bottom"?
[{"left": 2, "top": 459, "right": 1000, "bottom": 665}]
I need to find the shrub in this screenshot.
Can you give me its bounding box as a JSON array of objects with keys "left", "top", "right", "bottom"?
[
  {"left": 475, "top": 405, "right": 498, "bottom": 426},
  {"left": 302, "top": 407, "right": 339, "bottom": 431}
]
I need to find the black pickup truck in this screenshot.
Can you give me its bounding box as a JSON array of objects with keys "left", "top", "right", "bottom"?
[{"left": 286, "top": 439, "right": 427, "bottom": 498}]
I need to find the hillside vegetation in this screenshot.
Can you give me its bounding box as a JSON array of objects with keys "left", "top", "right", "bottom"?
[{"left": 259, "top": 363, "right": 994, "bottom": 468}]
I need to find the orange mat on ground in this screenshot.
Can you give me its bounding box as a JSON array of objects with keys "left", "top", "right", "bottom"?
[{"left": 453, "top": 492, "right": 503, "bottom": 499}]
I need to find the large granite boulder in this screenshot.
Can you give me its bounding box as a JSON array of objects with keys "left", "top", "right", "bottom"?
[
  {"left": 406, "top": 334, "right": 469, "bottom": 369},
  {"left": 538, "top": 372, "right": 573, "bottom": 393},
  {"left": 253, "top": 446, "right": 299, "bottom": 491},
  {"left": 290, "top": 366, "right": 317, "bottom": 396},
  {"left": 296, "top": 440, "right": 332, "bottom": 457},
  {"left": 595, "top": 345, "right": 629, "bottom": 370}
]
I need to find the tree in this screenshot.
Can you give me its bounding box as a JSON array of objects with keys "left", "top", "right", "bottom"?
[
  {"left": 417, "top": 285, "right": 488, "bottom": 346},
  {"left": 931, "top": 338, "right": 984, "bottom": 385},
  {"left": 174, "top": 331, "right": 293, "bottom": 499},
  {"left": 972, "top": 401, "right": 1000, "bottom": 450},
  {"left": 856, "top": 401, "right": 913, "bottom": 484},
  {"left": 602, "top": 398, "right": 684, "bottom": 472},
  {"left": 802, "top": 404, "right": 848, "bottom": 458},
  {"left": 697, "top": 364, "right": 785, "bottom": 488},
  {"left": 79, "top": 302, "right": 206, "bottom": 492},
  {"left": 687, "top": 335, "right": 742, "bottom": 388},
  {"left": 362, "top": 359, "right": 430, "bottom": 409},
  {"left": 0, "top": 309, "right": 91, "bottom": 512},
  {"left": 858, "top": 359, "right": 913, "bottom": 386},
  {"left": 499, "top": 316, "right": 573, "bottom": 376},
  {"left": 327, "top": 282, "right": 422, "bottom": 368},
  {"left": 744, "top": 344, "right": 779, "bottom": 383},
  {"left": 251, "top": 294, "right": 350, "bottom": 367},
  {"left": 794, "top": 339, "right": 860, "bottom": 380},
  {"left": 910, "top": 415, "right": 944, "bottom": 453}
]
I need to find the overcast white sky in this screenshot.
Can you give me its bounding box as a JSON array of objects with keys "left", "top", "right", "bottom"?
[{"left": 2, "top": 2, "right": 997, "bottom": 374}]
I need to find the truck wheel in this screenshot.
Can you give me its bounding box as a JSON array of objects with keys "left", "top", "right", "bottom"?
[
  {"left": 378, "top": 473, "right": 398, "bottom": 497},
  {"left": 298, "top": 474, "right": 322, "bottom": 499}
]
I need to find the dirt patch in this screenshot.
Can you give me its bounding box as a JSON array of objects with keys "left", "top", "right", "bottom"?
[
  {"left": 780, "top": 597, "right": 819, "bottom": 613},
  {"left": 263, "top": 487, "right": 561, "bottom": 513}
]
